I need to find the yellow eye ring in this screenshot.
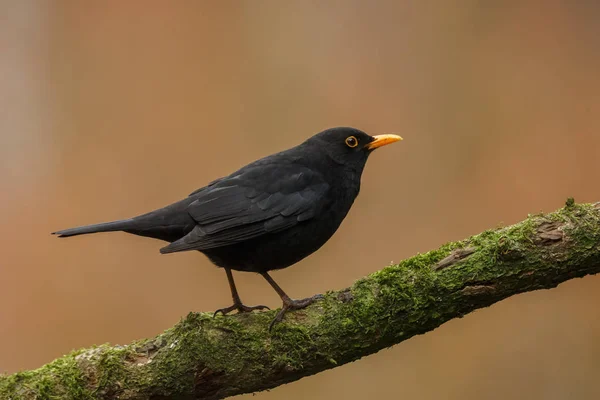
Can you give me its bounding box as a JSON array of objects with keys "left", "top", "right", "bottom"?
[{"left": 345, "top": 136, "right": 358, "bottom": 148}]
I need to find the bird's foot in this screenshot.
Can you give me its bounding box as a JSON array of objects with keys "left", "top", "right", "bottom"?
[
  {"left": 213, "top": 303, "right": 270, "bottom": 317},
  {"left": 269, "top": 295, "right": 322, "bottom": 331}
]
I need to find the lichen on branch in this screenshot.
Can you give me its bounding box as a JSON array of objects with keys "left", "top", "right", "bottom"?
[{"left": 2, "top": 201, "right": 599, "bottom": 400}]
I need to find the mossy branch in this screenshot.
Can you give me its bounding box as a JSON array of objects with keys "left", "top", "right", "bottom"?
[{"left": 2, "top": 201, "right": 600, "bottom": 399}]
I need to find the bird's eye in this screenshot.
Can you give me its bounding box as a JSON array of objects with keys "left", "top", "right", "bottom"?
[{"left": 345, "top": 136, "right": 358, "bottom": 148}]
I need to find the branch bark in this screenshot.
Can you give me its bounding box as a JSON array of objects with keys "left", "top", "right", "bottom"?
[{"left": 2, "top": 201, "right": 600, "bottom": 400}]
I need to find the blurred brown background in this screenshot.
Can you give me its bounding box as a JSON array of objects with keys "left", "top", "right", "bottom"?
[{"left": 1, "top": 1, "right": 600, "bottom": 399}]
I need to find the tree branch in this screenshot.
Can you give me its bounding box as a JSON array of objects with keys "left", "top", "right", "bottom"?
[{"left": 2, "top": 201, "right": 600, "bottom": 400}]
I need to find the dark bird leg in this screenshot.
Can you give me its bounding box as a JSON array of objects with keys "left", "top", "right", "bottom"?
[
  {"left": 213, "top": 268, "right": 270, "bottom": 316},
  {"left": 261, "top": 272, "right": 318, "bottom": 330}
]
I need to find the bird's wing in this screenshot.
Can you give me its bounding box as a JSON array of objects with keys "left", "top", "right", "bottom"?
[{"left": 160, "top": 164, "right": 329, "bottom": 253}]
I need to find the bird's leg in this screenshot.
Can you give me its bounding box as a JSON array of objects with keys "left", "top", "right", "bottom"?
[
  {"left": 213, "top": 268, "right": 270, "bottom": 317},
  {"left": 261, "top": 272, "right": 319, "bottom": 330}
]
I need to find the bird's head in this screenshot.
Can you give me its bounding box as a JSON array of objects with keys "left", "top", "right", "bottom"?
[{"left": 307, "top": 127, "right": 402, "bottom": 168}]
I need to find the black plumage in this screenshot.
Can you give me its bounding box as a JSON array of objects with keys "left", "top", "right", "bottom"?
[{"left": 53, "top": 127, "right": 402, "bottom": 327}]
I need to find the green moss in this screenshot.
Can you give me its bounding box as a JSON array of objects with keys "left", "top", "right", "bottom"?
[
  {"left": 94, "top": 345, "right": 135, "bottom": 396},
  {"left": 0, "top": 350, "right": 92, "bottom": 399}
]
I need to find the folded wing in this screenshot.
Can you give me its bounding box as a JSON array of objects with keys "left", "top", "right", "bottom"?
[{"left": 160, "top": 164, "right": 329, "bottom": 253}]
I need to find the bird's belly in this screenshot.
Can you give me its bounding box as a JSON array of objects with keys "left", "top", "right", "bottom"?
[{"left": 202, "top": 218, "right": 341, "bottom": 273}]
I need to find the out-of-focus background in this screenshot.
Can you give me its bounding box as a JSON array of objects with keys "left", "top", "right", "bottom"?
[{"left": 1, "top": 1, "right": 599, "bottom": 399}]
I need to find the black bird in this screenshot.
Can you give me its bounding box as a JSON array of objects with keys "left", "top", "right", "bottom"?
[{"left": 53, "top": 127, "right": 402, "bottom": 327}]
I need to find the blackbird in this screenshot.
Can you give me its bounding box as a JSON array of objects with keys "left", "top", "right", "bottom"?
[{"left": 53, "top": 127, "right": 402, "bottom": 328}]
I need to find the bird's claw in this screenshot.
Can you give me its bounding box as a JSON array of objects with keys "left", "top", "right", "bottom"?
[
  {"left": 213, "top": 303, "right": 270, "bottom": 317},
  {"left": 269, "top": 295, "right": 321, "bottom": 331}
]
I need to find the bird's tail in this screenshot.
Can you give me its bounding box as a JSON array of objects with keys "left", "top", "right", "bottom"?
[{"left": 52, "top": 219, "right": 136, "bottom": 238}]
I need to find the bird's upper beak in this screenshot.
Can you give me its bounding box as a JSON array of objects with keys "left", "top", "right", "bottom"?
[{"left": 365, "top": 134, "right": 403, "bottom": 150}]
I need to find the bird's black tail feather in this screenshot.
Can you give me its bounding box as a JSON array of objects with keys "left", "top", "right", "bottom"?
[{"left": 52, "top": 219, "right": 135, "bottom": 238}]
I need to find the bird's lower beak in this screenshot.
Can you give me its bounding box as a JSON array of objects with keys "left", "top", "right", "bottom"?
[{"left": 365, "top": 134, "right": 403, "bottom": 150}]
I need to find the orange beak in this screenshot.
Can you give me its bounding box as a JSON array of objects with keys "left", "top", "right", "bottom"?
[{"left": 365, "top": 134, "right": 403, "bottom": 150}]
